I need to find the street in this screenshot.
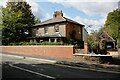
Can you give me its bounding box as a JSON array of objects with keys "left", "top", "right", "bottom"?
[{"left": 1, "top": 53, "right": 120, "bottom": 79}]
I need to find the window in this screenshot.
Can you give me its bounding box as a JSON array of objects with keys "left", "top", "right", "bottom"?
[
  {"left": 106, "top": 45, "right": 112, "bottom": 49},
  {"left": 44, "top": 26, "right": 48, "bottom": 33},
  {"left": 57, "top": 39, "right": 61, "bottom": 42},
  {"left": 51, "top": 38, "right": 54, "bottom": 42},
  {"left": 54, "top": 24, "right": 59, "bottom": 32}
]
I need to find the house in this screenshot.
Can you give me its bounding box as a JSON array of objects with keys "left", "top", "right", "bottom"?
[
  {"left": 98, "top": 31, "right": 117, "bottom": 50},
  {"left": 29, "top": 10, "right": 88, "bottom": 49}
]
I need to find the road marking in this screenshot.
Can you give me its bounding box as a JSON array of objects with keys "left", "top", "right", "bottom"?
[
  {"left": 1, "top": 54, "right": 24, "bottom": 59},
  {"left": 53, "top": 64, "right": 120, "bottom": 74},
  {"left": 9, "top": 64, "right": 56, "bottom": 79},
  {"left": 27, "top": 57, "right": 56, "bottom": 63},
  {"left": 2, "top": 53, "right": 120, "bottom": 74},
  {"left": 2, "top": 53, "right": 56, "bottom": 63}
]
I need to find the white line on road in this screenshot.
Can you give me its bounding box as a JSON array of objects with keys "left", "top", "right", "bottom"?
[
  {"left": 1, "top": 53, "right": 56, "bottom": 63},
  {"left": 1, "top": 53, "right": 24, "bottom": 59},
  {"left": 9, "top": 64, "right": 56, "bottom": 79},
  {"left": 27, "top": 57, "right": 56, "bottom": 63}
]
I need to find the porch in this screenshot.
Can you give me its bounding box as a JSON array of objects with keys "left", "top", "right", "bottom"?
[{"left": 28, "top": 33, "right": 65, "bottom": 43}]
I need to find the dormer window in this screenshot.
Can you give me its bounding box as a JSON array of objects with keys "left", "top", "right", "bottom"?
[{"left": 54, "top": 24, "right": 59, "bottom": 32}]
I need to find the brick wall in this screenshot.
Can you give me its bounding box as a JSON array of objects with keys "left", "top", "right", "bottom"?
[
  {"left": 1, "top": 46, "right": 74, "bottom": 59},
  {"left": 74, "top": 43, "right": 88, "bottom": 54}
]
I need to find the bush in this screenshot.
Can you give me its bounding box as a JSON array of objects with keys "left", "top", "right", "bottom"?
[
  {"left": 93, "top": 49, "right": 97, "bottom": 54},
  {"left": 97, "top": 49, "right": 108, "bottom": 55},
  {"left": 65, "top": 39, "right": 84, "bottom": 49},
  {"left": 8, "top": 41, "right": 68, "bottom": 46},
  {"left": 118, "top": 40, "right": 120, "bottom": 48}
]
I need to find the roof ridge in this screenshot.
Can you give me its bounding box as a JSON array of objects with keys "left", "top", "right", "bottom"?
[
  {"left": 33, "top": 16, "right": 84, "bottom": 27},
  {"left": 42, "top": 18, "right": 53, "bottom": 23},
  {"left": 63, "top": 17, "right": 84, "bottom": 26}
]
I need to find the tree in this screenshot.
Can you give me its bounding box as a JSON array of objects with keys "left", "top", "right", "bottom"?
[
  {"left": 88, "top": 30, "right": 98, "bottom": 49},
  {"left": 34, "top": 18, "right": 41, "bottom": 24},
  {"left": 2, "top": 1, "right": 35, "bottom": 45},
  {"left": 104, "top": 8, "right": 120, "bottom": 48},
  {"left": 0, "top": 7, "right": 2, "bottom": 45}
]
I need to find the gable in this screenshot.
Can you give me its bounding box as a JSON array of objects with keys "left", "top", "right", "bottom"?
[{"left": 99, "top": 32, "right": 115, "bottom": 42}]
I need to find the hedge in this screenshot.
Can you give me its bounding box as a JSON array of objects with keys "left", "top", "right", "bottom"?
[{"left": 8, "top": 42, "right": 71, "bottom": 46}]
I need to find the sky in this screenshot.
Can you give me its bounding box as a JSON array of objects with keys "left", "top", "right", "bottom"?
[{"left": 0, "top": 0, "right": 119, "bottom": 34}]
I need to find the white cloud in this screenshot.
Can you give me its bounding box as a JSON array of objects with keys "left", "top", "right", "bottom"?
[
  {"left": 74, "top": 16, "right": 105, "bottom": 34},
  {"left": 0, "top": 0, "right": 50, "bottom": 21},
  {"left": 26, "top": 0, "right": 51, "bottom": 20},
  {"left": 26, "top": 0, "right": 39, "bottom": 13},
  {"left": 63, "top": 12, "right": 105, "bottom": 34},
  {"left": 48, "top": 0, "right": 119, "bottom": 2},
  {"left": 63, "top": 12, "right": 71, "bottom": 19},
  {"left": 0, "top": 0, "right": 7, "bottom": 7},
  {"left": 74, "top": 16, "right": 104, "bottom": 26},
  {"left": 48, "top": 0, "right": 118, "bottom": 17},
  {"left": 48, "top": 0, "right": 119, "bottom": 34}
]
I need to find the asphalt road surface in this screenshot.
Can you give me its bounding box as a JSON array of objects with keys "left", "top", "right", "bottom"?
[{"left": 1, "top": 53, "right": 120, "bottom": 80}]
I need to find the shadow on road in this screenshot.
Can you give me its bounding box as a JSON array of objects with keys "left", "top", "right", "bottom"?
[{"left": 2, "top": 61, "right": 120, "bottom": 80}]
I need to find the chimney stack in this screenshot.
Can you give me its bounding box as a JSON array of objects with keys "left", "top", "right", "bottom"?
[{"left": 53, "top": 10, "right": 63, "bottom": 18}]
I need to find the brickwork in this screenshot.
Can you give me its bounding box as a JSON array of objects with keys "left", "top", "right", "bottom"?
[
  {"left": 118, "top": 49, "right": 120, "bottom": 58},
  {"left": 33, "top": 23, "right": 66, "bottom": 37},
  {"left": 118, "top": 49, "right": 120, "bottom": 54},
  {"left": 84, "top": 43, "right": 88, "bottom": 54},
  {"left": 1, "top": 46, "right": 74, "bottom": 59},
  {"left": 66, "top": 22, "right": 83, "bottom": 40}
]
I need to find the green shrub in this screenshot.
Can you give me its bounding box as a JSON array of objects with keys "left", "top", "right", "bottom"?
[
  {"left": 65, "top": 39, "right": 84, "bottom": 49},
  {"left": 91, "top": 42, "right": 97, "bottom": 49},
  {"left": 118, "top": 39, "right": 120, "bottom": 48},
  {"left": 8, "top": 41, "right": 67, "bottom": 46},
  {"left": 97, "top": 49, "right": 108, "bottom": 55}
]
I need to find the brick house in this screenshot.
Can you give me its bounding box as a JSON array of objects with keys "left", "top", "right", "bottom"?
[{"left": 29, "top": 11, "right": 88, "bottom": 48}]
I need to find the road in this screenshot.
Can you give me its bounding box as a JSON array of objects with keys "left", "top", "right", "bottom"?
[{"left": 1, "top": 53, "right": 120, "bottom": 79}]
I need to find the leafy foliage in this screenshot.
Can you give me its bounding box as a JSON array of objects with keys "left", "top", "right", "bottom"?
[
  {"left": 64, "top": 39, "right": 84, "bottom": 49},
  {"left": 96, "top": 9, "right": 120, "bottom": 48},
  {"left": 2, "top": 1, "right": 35, "bottom": 45},
  {"left": 34, "top": 18, "right": 41, "bottom": 24},
  {"left": 88, "top": 31, "right": 98, "bottom": 49},
  {"left": 8, "top": 41, "right": 67, "bottom": 46},
  {"left": 104, "top": 9, "right": 120, "bottom": 41}
]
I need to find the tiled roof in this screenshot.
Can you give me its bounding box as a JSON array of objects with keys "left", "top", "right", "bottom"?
[
  {"left": 33, "top": 17, "right": 84, "bottom": 27},
  {"left": 42, "top": 33, "right": 64, "bottom": 37},
  {"left": 99, "top": 31, "right": 115, "bottom": 42},
  {"left": 28, "top": 33, "right": 65, "bottom": 39}
]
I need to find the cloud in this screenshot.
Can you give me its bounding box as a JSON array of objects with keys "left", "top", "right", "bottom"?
[
  {"left": 48, "top": 0, "right": 119, "bottom": 34},
  {"left": 74, "top": 16, "right": 105, "bottom": 34},
  {"left": 0, "top": 0, "right": 7, "bottom": 7},
  {"left": 63, "top": 12, "right": 105, "bottom": 33},
  {"left": 64, "top": 13, "right": 105, "bottom": 33},
  {"left": 48, "top": 0, "right": 118, "bottom": 17},
  {"left": 74, "top": 16, "right": 104, "bottom": 26},
  {"left": 0, "top": 0, "right": 50, "bottom": 21},
  {"left": 48, "top": 0, "right": 119, "bottom": 2},
  {"left": 26, "top": 0, "right": 51, "bottom": 20}
]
